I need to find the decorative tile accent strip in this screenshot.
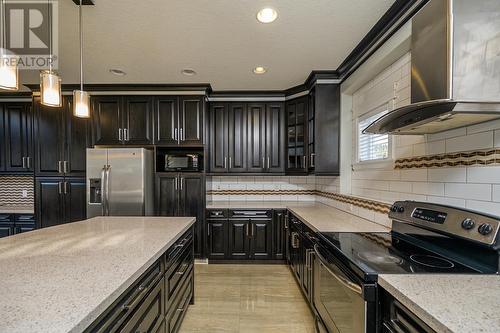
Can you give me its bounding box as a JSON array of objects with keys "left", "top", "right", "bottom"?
[
  {"left": 0, "top": 176, "right": 34, "bottom": 206},
  {"left": 207, "top": 189, "right": 391, "bottom": 214},
  {"left": 395, "top": 148, "right": 500, "bottom": 169}
]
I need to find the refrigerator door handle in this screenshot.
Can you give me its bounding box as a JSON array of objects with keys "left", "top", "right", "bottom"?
[
  {"left": 101, "top": 166, "right": 106, "bottom": 216},
  {"left": 105, "top": 165, "right": 111, "bottom": 216}
]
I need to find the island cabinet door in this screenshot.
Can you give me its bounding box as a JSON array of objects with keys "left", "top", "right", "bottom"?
[{"left": 36, "top": 178, "right": 65, "bottom": 229}]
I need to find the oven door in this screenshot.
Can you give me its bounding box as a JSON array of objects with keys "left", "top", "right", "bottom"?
[{"left": 313, "top": 244, "right": 369, "bottom": 333}]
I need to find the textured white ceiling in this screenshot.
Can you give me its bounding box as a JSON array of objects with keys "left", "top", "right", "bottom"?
[{"left": 18, "top": 0, "right": 395, "bottom": 90}]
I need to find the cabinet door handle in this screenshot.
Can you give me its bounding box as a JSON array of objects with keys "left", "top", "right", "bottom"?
[
  {"left": 175, "top": 177, "right": 178, "bottom": 190},
  {"left": 124, "top": 128, "right": 129, "bottom": 141},
  {"left": 22, "top": 157, "right": 26, "bottom": 169},
  {"left": 58, "top": 181, "right": 63, "bottom": 195},
  {"left": 180, "top": 128, "right": 184, "bottom": 141},
  {"left": 252, "top": 223, "right": 255, "bottom": 236},
  {"left": 64, "top": 181, "right": 69, "bottom": 194},
  {"left": 174, "top": 128, "right": 178, "bottom": 141},
  {"left": 27, "top": 157, "right": 31, "bottom": 169},
  {"left": 224, "top": 157, "right": 227, "bottom": 169},
  {"left": 267, "top": 157, "right": 270, "bottom": 169},
  {"left": 310, "top": 153, "right": 315, "bottom": 168},
  {"left": 246, "top": 223, "right": 249, "bottom": 237},
  {"left": 284, "top": 215, "right": 289, "bottom": 229},
  {"left": 180, "top": 177, "right": 184, "bottom": 191},
  {"left": 118, "top": 128, "right": 123, "bottom": 141},
  {"left": 262, "top": 157, "right": 265, "bottom": 168},
  {"left": 303, "top": 156, "right": 306, "bottom": 169},
  {"left": 57, "top": 161, "right": 63, "bottom": 173},
  {"left": 229, "top": 157, "right": 232, "bottom": 169},
  {"left": 63, "top": 161, "right": 69, "bottom": 174}
]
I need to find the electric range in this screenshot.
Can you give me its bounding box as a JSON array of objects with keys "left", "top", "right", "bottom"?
[{"left": 312, "top": 201, "right": 500, "bottom": 333}]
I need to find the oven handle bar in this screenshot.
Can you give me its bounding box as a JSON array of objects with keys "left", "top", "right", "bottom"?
[{"left": 314, "top": 244, "right": 363, "bottom": 296}]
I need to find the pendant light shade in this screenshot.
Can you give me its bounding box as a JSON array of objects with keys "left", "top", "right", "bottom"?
[
  {"left": 0, "top": 53, "right": 18, "bottom": 91},
  {"left": 40, "top": 0, "right": 61, "bottom": 107},
  {"left": 40, "top": 70, "right": 62, "bottom": 107},
  {"left": 73, "top": 0, "right": 90, "bottom": 118},
  {"left": 73, "top": 90, "right": 90, "bottom": 118}
]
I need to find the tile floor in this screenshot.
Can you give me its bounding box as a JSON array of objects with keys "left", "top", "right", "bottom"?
[{"left": 179, "top": 264, "right": 316, "bottom": 333}]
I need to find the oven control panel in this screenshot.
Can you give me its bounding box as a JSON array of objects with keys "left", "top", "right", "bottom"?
[{"left": 389, "top": 201, "right": 500, "bottom": 247}]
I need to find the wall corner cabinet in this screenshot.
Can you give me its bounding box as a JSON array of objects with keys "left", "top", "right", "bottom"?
[
  {"left": 286, "top": 84, "right": 340, "bottom": 176},
  {"left": 208, "top": 102, "right": 285, "bottom": 174}
]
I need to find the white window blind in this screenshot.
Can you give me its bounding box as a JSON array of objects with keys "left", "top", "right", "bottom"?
[{"left": 358, "top": 111, "right": 389, "bottom": 162}]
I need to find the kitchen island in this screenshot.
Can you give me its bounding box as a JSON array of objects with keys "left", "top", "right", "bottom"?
[{"left": 0, "top": 216, "right": 195, "bottom": 333}]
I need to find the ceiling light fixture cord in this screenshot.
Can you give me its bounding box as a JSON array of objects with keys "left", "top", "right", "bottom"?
[
  {"left": 48, "top": 0, "right": 52, "bottom": 71},
  {"left": 79, "top": 0, "right": 83, "bottom": 90}
]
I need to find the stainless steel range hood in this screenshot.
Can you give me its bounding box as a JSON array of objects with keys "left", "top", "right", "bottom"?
[{"left": 364, "top": 0, "right": 500, "bottom": 135}]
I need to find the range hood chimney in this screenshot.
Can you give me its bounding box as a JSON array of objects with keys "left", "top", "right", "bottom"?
[{"left": 364, "top": 0, "right": 500, "bottom": 135}]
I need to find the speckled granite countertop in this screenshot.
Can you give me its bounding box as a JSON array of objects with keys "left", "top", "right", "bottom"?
[
  {"left": 207, "top": 201, "right": 389, "bottom": 233},
  {"left": 0, "top": 216, "right": 195, "bottom": 333},
  {"left": 379, "top": 274, "right": 500, "bottom": 333},
  {"left": 0, "top": 205, "right": 34, "bottom": 214}
]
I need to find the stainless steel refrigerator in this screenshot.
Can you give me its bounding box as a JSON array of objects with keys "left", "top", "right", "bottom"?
[{"left": 86, "top": 148, "right": 154, "bottom": 218}]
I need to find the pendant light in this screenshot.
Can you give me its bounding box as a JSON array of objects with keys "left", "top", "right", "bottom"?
[
  {"left": 40, "top": 0, "right": 61, "bottom": 107},
  {"left": 73, "top": 0, "right": 89, "bottom": 118},
  {"left": 0, "top": 0, "right": 19, "bottom": 91}
]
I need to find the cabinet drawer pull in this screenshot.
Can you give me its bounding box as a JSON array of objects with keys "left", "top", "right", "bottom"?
[{"left": 176, "top": 308, "right": 184, "bottom": 312}]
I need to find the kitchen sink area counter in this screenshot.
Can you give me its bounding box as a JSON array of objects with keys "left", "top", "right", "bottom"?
[
  {"left": 0, "top": 216, "right": 195, "bottom": 333},
  {"left": 379, "top": 274, "right": 500, "bottom": 333}
]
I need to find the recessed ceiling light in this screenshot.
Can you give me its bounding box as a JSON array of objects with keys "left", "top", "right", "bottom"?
[
  {"left": 257, "top": 7, "right": 278, "bottom": 23},
  {"left": 109, "top": 69, "right": 126, "bottom": 76},
  {"left": 181, "top": 68, "right": 197, "bottom": 76},
  {"left": 253, "top": 66, "right": 267, "bottom": 74}
]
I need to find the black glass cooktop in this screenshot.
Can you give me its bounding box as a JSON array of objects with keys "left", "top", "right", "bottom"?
[{"left": 317, "top": 232, "right": 480, "bottom": 281}]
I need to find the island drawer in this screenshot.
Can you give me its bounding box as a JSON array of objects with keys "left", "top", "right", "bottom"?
[
  {"left": 206, "top": 209, "right": 228, "bottom": 218},
  {"left": 85, "top": 259, "right": 162, "bottom": 333},
  {"left": 166, "top": 267, "right": 193, "bottom": 333},
  {"left": 166, "top": 239, "right": 193, "bottom": 301},
  {"left": 166, "top": 229, "right": 193, "bottom": 266},
  {"left": 120, "top": 277, "right": 165, "bottom": 333}
]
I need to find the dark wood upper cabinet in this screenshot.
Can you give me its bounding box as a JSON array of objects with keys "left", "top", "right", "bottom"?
[
  {"left": 154, "top": 96, "right": 178, "bottom": 145},
  {"left": 179, "top": 96, "right": 203, "bottom": 145},
  {"left": 34, "top": 96, "right": 89, "bottom": 177},
  {"left": 265, "top": 103, "right": 285, "bottom": 173},
  {"left": 209, "top": 103, "right": 228, "bottom": 173},
  {"left": 34, "top": 98, "right": 65, "bottom": 176},
  {"left": 92, "top": 96, "right": 122, "bottom": 145},
  {"left": 123, "top": 96, "right": 153, "bottom": 144},
  {"left": 247, "top": 103, "right": 266, "bottom": 173},
  {"left": 3, "top": 103, "right": 33, "bottom": 172},
  {"left": 285, "top": 85, "right": 340, "bottom": 175},
  {"left": 228, "top": 103, "right": 247, "bottom": 173},
  {"left": 208, "top": 101, "right": 285, "bottom": 174},
  {"left": 286, "top": 97, "right": 308, "bottom": 174},
  {"left": 314, "top": 84, "right": 340, "bottom": 175}
]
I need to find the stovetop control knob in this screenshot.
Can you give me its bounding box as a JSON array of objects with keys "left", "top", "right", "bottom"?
[
  {"left": 461, "top": 218, "right": 475, "bottom": 230},
  {"left": 478, "top": 223, "right": 493, "bottom": 236}
]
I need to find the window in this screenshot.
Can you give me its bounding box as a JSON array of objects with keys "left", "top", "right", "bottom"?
[{"left": 357, "top": 111, "right": 390, "bottom": 162}]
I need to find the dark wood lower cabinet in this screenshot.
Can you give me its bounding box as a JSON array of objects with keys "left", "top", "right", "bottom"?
[
  {"left": 206, "top": 209, "right": 283, "bottom": 261},
  {"left": 36, "top": 177, "right": 86, "bottom": 229},
  {"left": 85, "top": 227, "right": 194, "bottom": 333},
  {"left": 0, "top": 214, "right": 36, "bottom": 239}
]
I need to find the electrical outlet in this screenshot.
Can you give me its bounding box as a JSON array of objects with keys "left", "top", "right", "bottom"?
[{"left": 21, "top": 190, "right": 28, "bottom": 198}]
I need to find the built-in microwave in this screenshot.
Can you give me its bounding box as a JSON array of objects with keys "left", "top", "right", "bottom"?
[{"left": 164, "top": 153, "right": 200, "bottom": 171}]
